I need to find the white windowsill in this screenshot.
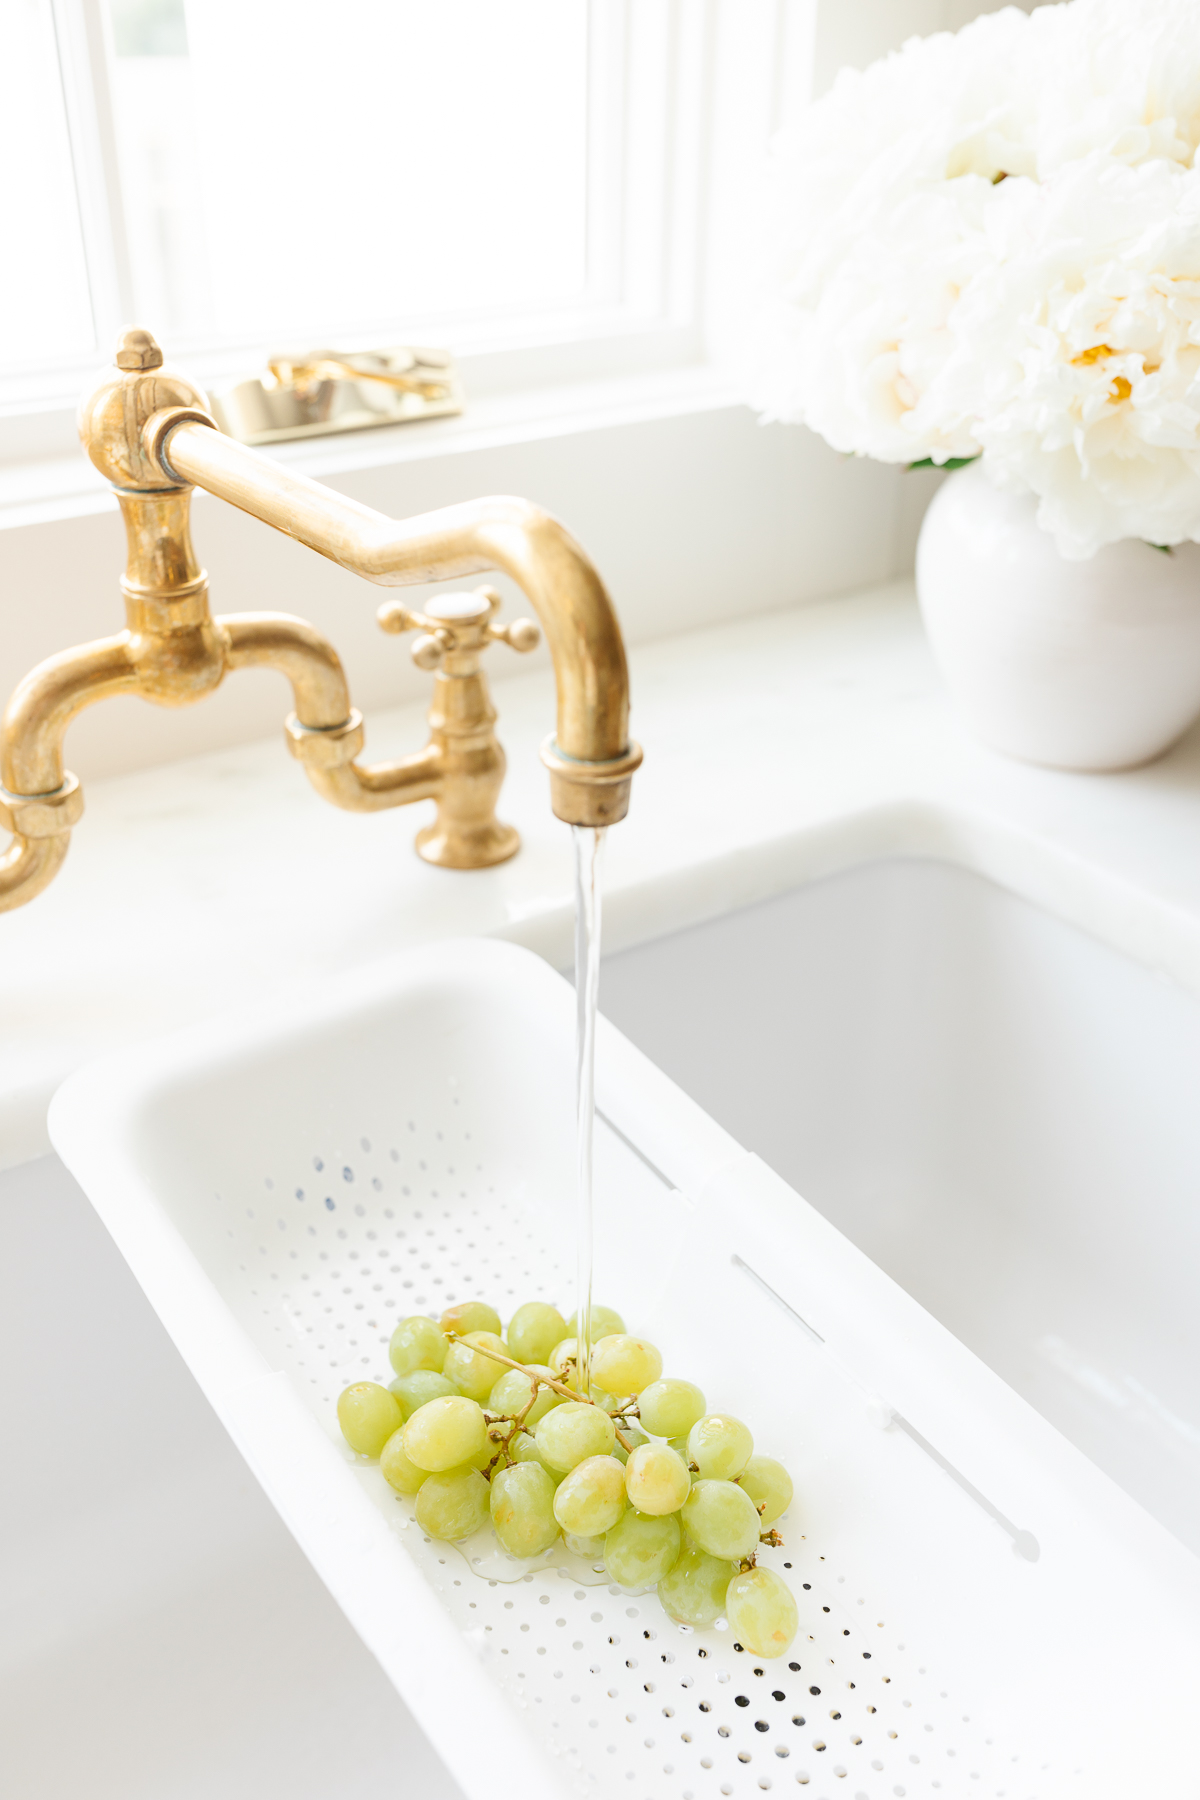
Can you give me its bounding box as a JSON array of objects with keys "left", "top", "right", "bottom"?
[{"left": 0, "top": 361, "right": 741, "bottom": 532}]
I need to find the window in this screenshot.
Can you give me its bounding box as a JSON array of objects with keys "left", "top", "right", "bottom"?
[
  {"left": 1, "top": 0, "right": 711, "bottom": 440},
  {"left": 107, "top": 0, "right": 590, "bottom": 342},
  {"left": 0, "top": 1, "right": 1022, "bottom": 471},
  {"left": 1, "top": 1, "right": 98, "bottom": 374}
]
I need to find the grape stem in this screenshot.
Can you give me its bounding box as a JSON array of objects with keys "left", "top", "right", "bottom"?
[
  {"left": 446, "top": 1333, "right": 636, "bottom": 1452},
  {"left": 481, "top": 1381, "right": 544, "bottom": 1471}
]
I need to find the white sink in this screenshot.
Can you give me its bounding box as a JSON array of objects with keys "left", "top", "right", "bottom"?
[
  {"left": 44, "top": 930, "right": 1200, "bottom": 1800},
  {"left": 600, "top": 856, "right": 1200, "bottom": 1555}
]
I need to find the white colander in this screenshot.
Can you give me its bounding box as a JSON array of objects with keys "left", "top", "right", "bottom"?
[{"left": 48, "top": 939, "right": 1200, "bottom": 1800}]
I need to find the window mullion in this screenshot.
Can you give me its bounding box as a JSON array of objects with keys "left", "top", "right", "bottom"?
[
  {"left": 51, "top": 0, "right": 136, "bottom": 346},
  {"left": 661, "top": 0, "right": 713, "bottom": 329},
  {"left": 583, "top": 0, "right": 628, "bottom": 310}
]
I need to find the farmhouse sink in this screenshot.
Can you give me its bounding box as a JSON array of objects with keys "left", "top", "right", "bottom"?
[
  {"left": 40, "top": 917, "right": 1200, "bottom": 1800},
  {"left": 10, "top": 848, "right": 1200, "bottom": 1800},
  {"left": 600, "top": 856, "right": 1200, "bottom": 1555}
]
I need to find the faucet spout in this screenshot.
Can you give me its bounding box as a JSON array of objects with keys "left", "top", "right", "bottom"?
[{"left": 153, "top": 414, "right": 642, "bottom": 824}]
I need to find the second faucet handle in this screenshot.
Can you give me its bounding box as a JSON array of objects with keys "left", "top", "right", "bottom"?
[
  {"left": 376, "top": 585, "right": 540, "bottom": 672},
  {"left": 488, "top": 615, "right": 540, "bottom": 653}
]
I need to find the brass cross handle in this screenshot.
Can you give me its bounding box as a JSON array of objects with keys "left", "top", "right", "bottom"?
[{"left": 377, "top": 585, "right": 541, "bottom": 671}]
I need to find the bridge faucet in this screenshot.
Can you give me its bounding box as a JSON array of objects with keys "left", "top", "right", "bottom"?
[{"left": 0, "top": 329, "right": 641, "bottom": 911}]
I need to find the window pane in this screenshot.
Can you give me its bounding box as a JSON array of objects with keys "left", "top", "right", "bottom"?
[
  {"left": 0, "top": 0, "right": 95, "bottom": 375},
  {"left": 107, "top": 0, "right": 590, "bottom": 346}
]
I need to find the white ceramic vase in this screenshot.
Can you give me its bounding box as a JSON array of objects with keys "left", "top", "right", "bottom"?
[{"left": 915, "top": 461, "right": 1200, "bottom": 771}]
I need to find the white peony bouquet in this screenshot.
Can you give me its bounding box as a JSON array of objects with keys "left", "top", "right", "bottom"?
[{"left": 752, "top": 0, "right": 1200, "bottom": 559}]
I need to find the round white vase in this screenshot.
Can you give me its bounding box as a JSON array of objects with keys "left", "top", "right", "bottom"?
[{"left": 915, "top": 462, "right": 1200, "bottom": 771}]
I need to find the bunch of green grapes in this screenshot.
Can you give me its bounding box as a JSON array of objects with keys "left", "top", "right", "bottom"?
[{"left": 336, "top": 1297, "right": 797, "bottom": 1659}]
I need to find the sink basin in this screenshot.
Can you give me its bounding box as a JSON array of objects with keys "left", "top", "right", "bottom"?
[
  {"left": 600, "top": 856, "right": 1200, "bottom": 1554},
  {"left": 47, "top": 932, "right": 1200, "bottom": 1800}
]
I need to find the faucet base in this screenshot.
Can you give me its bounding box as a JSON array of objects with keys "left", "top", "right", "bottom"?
[{"left": 415, "top": 818, "right": 520, "bottom": 870}]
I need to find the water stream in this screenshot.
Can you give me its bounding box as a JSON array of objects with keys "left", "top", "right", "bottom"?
[
  {"left": 572, "top": 823, "right": 606, "bottom": 1396},
  {"left": 442, "top": 824, "right": 609, "bottom": 1586}
]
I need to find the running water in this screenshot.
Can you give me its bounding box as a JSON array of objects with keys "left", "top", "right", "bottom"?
[
  {"left": 573, "top": 823, "right": 606, "bottom": 1395},
  {"left": 442, "top": 824, "right": 610, "bottom": 1589}
]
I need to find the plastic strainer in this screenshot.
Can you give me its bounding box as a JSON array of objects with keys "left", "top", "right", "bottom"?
[{"left": 48, "top": 939, "right": 1200, "bottom": 1800}]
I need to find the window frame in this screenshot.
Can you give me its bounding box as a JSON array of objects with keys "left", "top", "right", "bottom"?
[{"left": 2, "top": 0, "right": 733, "bottom": 462}]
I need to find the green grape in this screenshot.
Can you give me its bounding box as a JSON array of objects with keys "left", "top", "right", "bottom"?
[
  {"left": 440, "top": 1300, "right": 502, "bottom": 1338},
  {"left": 403, "top": 1395, "right": 489, "bottom": 1472},
  {"left": 637, "top": 1378, "right": 706, "bottom": 1439},
  {"left": 389, "top": 1370, "right": 457, "bottom": 1418},
  {"left": 590, "top": 1335, "right": 663, "bottom": 1397},
  {"left": 337, "top": 1382, "right": 403, "bottom": 1458},
  {"left": 725, "top": 1565, "right": 799, "bottom": 1658},
  {"left": 388, "top": 1314, "right": 448, "bottom": 1376},
  {"left": 553, "top": 1455, "right": 628, "bottom": 1536},
  {"left": 510, "top": 1430, "right": 563, "bottom": 1482},
  {"left": 590, "top": 1387, "right": 625, "bottom": 1415},
  {"left": 506, "top": 1302, "right": 567, "bottom": 1365},
  {"left": 604, "top": 1510, "right": 681, "bottom": 1589},
  {"left": 667, "top": 1436, "right": 693, "bottom": 1466},
  {"left": 443, "top": 1330, "right": 508, "bottom": 1403},
  {"left": 415, "top": 1466, "right": 490, "bottom": 1541},
  {"left": 487, "top": 1365, "right": 562, "bottom": 1428},
  {"left": 680, "top": 1478, "right": 761, "bottom": 1561},
  {"left": 738, "top": 1455, "right": 793, "bottom": 1526},
  {"left": 380, "top": 1427, "right": 430, "bottom": 1495},
  {"left": 658, "top": 1546, "right": 736, "bottom": 1628},
  {"left": 566, "top": 1304, "right": 626, "bottom": 1342},
  {"left": 686, "top": 1413, "right": 754, "bottom": 1480},
  {"left": 562, "top": 1531, "right": 606, "bottom": 1559},
  {"left": 490, "top": 1462, "right": 560, "bottom": 1557},
  {"left": 535, "top": 1402, "right": 616, "bottom": 1472},
  {"left": 612, "top": 1427, "right": 649, "bottom": 1467},
  {"left": 624, "top": 1442, "right": 691, "bottom": 1515},
  {"left": 547, "top": 1338, "right": 581, "bottom": 1383}
]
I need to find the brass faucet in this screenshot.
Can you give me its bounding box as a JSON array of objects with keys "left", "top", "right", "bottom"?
[{"left": 0, "top": 329, "right": 641, "bottom": 910}]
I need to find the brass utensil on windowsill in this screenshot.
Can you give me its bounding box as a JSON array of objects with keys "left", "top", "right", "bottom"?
[{"left": 210, "top": 345, "right": 463, "bottom": 445}]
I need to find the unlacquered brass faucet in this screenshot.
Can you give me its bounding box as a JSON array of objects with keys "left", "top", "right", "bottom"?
[{"left": 0, "top": 329, "right": 641, "bottom": 911}]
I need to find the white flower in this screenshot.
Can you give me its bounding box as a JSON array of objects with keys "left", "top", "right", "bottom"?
[{"left": 752, "top": 0, "right": 1200, "bottom": 557}]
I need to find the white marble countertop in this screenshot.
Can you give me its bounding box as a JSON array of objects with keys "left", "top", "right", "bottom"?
[{"left": 5, "top": 578, "right": 1200, "bottom": 1167}]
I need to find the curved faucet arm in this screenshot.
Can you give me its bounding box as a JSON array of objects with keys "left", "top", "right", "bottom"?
[
  {"left": 157, "top": 416, "right": 634, "bottom": 775},
  {"left": 221, "top": 614, "right": 442, "bottom": 813},
  {"left": 0, "top": 836, "right": 70, "bottom": 911},
  {"left": 221, "top": 612, "right": 353, "bottom": 730},
  {"left": 3, "top": 637, "right": 136, "bottom": 795},
  {"left": 0, "top": 636, "right": 135, "bottom": 914}
]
